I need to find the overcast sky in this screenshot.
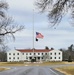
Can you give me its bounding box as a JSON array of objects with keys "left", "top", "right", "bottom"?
[{"left": 6, "top": 0, "right": 74, "bottom": 50}]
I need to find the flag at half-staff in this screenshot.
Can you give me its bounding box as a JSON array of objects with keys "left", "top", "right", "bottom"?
[{"left": 36, "top": 32, "right": 44, "bottom": 41}]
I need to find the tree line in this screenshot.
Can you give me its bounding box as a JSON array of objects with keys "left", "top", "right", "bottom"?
[{"left": 60, "top": 44, "right": 74, "bottom": 62}]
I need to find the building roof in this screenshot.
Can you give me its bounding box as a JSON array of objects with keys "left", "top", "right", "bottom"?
[{"left": 16, "top": 49, "right": 52, "bottom": 52}]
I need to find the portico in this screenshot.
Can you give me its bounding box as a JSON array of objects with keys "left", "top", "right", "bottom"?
[{"left": 28, "top": 56, "right": 42, "bottom": 62}]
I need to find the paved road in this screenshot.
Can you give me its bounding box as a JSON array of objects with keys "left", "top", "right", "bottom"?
[{"left": 0, "top": 66, "right": 65, "bottom": 75}]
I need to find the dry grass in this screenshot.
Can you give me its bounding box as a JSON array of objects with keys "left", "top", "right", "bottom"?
[
  {"left": 37, "top": 61, "right": 66, "bottom": 66},
  {"left": 21, "top": 61, "right": 67, "bottom": 66},
  {"left": 55, "top": 66, "right": 74, "bottom": 75},
  {"left": 0, "top": 61, "right": 74, "bottom": 66},
  {"left": 0, "top": 62, "right": 74, "bottom": 74},
  {"left": 0, "top": 62, "right": 26, "bottom": 66},
  {"left": 0, "top": 68, "right": 9, "bottom": 72}
]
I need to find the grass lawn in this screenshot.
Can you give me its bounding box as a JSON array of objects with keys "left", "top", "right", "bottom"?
[{"left": 55, "top": 66, "right": 74, "bottom": 75}]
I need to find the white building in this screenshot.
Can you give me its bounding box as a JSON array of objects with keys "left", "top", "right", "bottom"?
[
  {"left": 7, "top": 49, "right": 62, "bottom": 62},
  {"left": 49, "top": 50, "right": 62, "bottom": 61}
]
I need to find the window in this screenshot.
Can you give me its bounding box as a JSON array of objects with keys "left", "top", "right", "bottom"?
[
  {"left": 26, "top": 53, "right": 28, "bottom": 55},
  {"left": 9, "top": 57, "right": 11, "bottom": 59},
  {"left": 59, "top": 57, "right": 60, "bottom": 59},
  {"left": 30, "top": 53, "right": 31, "bottom": 55},
  {"left": 13, "top": 53, "right": 15, "bottom": 55},
  {"left": 42, "top": 57, "right": 43, "bottom": 59},
  {"left": 9, "top": 53, "right": 11, "bottom": 55},
  {"left": 17, "top": 57, "right": 19, "bottom": 59},
  {"left": 59, "top": 53, "right": 60, "bottom": 55},
  {"left": 54, "top": 57, "right": 56, "bottom": 59},
  {"left": 34, "top": 53, "right": 35, "bottom": 55},
  {"left": 22, "top": 53, "right": 24, "bottom": 55},
  {"left": 17, "top": 53, "right": 19, "bottom": 55},
  {"left": 50, "top": 57, "right": 52, "bottom": 59},
  {"left": 50, "top": 53, "right": 52, "bottom": 55},
  {"left": 55, "top": 53, "right": 56, "bottom": 55},
  {"left": 38, "top": 53, "right": 40, "bottom": 55},
  {"left": 45, "top": 53, "right": 47, "bottom": 55},
  {"left": 38, "top": 57, "right": 40, "bottom": 59},
  {"left": 29, "top": 57, "right": 32, "bottom": 59},
  {"left": 26, "top": 57, "right": 28, "bottom": 59},
  {"left": 42, "top": 53, "right": 43, "bottom": 55}
]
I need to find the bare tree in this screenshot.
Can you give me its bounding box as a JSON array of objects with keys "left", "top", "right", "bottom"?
[
  {"left": 36, "top": 0, "right": 74, "bottom": 26},
  {"left": 0, "top": 1, "right": 8, "bottom": 18},
  {"left": 0, "top": 45, "right": 9, "bottom": 61},
  {"left": 0, "top": 1, "right": 24, "bottom": 45},
  {"left": 0, "top": 17, "right": 24, "bottom": 39},
  {"left": 0, "top": 1, "right": 24, "bottom": 61}
]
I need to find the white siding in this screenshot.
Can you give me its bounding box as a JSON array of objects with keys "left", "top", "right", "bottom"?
[
  {"left": 49, "top": 50, "right": 62, "bottom": 61},
  {"left": 7, "top": 50, "right": 22, "bottom": 62},
  {"left": 7, "top": 50, "right": 62, "bottom": 62},
  {"left": 21, "top": 52, "right": 26, "bottom": 61}
]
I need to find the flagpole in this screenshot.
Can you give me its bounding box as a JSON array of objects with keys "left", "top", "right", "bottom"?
[
  {"left": 33, "top": 9, "right": 34, "bottom": 59},
  {"left": 33, "top": 9, "right": 34, "bottom": 49}
]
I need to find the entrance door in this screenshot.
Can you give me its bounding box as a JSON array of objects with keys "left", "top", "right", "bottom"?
[{"left": 30, "top": 57, "right": 36, "bottom": 62}]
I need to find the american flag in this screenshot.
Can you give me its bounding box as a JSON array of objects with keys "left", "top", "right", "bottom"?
[{"left": 36, "top": 32, "right": 44, "bottom": 39}]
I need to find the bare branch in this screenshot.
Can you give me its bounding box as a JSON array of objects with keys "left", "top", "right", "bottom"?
[
  {"left": 36, "top": 0, "right": 74, "bottom": 26},
  {"left": 36, "top": 0, "right": 53, "bottom": 12},
  {"left": 0, "top": 1, "right": 24, "bottom": 48},
  {"left": 0, "top": 1, "right": 8, "bottom": 10},
  {"left": 0, "top": 1, "right": 8, "bottom": 18},
  {"left": 0, "top": 17, "right": 24, "bottom": 40}
]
